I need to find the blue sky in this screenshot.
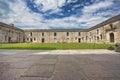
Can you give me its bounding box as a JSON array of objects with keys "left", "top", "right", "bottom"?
[{"left": 0, "top": 0, "right": 120, "bottom": 29}]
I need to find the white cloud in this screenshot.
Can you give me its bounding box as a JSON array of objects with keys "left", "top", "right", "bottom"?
[
  {"left": 57, "top": 0, "right": 66, "bottom": 7},
  {"left": 83, "top": 1, "right": 113, "bottom": 14},
  {"left": 34, "top": 0, "right": 57, "bottom": 11},
  {"left": 45, "top": 18, "right": 79, "bottom": 29},
  {"left": 1, "top": 0, "right": 49, "bottom": 29},
  {"left": 34, "top": 0, "right": 66, "bottom": 12},
  {"left": 43, "top": 15, "right": 91, "bottom": 29},
  {"left": 0, "top": 0, "right": 80, "bottom": 29},
  {"left": 0, "top": 0, "right": 119, "bottom": 29},
  {"left": 66, "top": 0, "right": 77, "bottom": 3},
  {"left": 75, "top": 0, "right": 115, "bottom": 28},
  {"left": 79, "top": 17, "right": 108, "bottom": 28}
]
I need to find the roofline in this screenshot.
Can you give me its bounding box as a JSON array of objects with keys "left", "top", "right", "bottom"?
[
  {"left": 88, "top": 14, "right": 120, "bottom": 31},
  {"left": 0, "top": 22, "right": 24, "bottom": 32},
  {"left": 24, "top": 29, "right": 88, "bottom": 32}
]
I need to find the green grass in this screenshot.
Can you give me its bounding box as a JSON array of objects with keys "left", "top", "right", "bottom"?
[{"left": 0, "top": 43, "right": 115, "bottom": 50}]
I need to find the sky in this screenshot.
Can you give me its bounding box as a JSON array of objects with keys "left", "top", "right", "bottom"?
[{"left": 0, "top": 0, "right": 120, "bottom": 29}]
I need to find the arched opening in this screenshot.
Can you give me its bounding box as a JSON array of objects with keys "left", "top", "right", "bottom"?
[
  {"left": 97, "top": 37, "right": 99, "bottom": 42},
  {"left": 8, "top": 37, "right": 11, "bottom": 43},
  {"left": 30, "top": 38, "right": 33, "bottom": 42},
  {"left": 110, "top": 33, "right": 114, "bottom": 43},
  {"left": 78, "top": 38, "right": 81, "bottom": 43},
  {"left": 42, "top": 38, "right": 45, "bottom": 43}
]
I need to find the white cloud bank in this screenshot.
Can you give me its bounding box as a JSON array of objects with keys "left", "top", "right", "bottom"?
[
  {"left": 1, "top": 0, "right": 49, "bottom": 29},
  {"left": 83, "top": 0, "right": 113, "bottom": 13},
  {"left": 34, "top": 0, "right": 66, "bottom": 12},
  {"left": 0, "top": 0, "right": 120, "bottom": 29}
]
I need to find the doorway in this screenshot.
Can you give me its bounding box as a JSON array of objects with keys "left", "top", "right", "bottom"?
[
  {"left": 8, "top": 37, "right": 11, "bottom": 43},
  {"left": 78, "top": 38, "right": 81, "bottom": 43},
  {"left": 110, "top": 33, "right": 114, "bottom": 43},
  {"left": 30, "top": 38, "right": 33, "bottom": 42},
  {"left": 42, "top": 38, "right": 45, "bottom": 43}
]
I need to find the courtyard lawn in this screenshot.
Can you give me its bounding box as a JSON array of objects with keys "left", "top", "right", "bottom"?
[{"left": 0, "top": 43, "right": 115, "bottom": 50}]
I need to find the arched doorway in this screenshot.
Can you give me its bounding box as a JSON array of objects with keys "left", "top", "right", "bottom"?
[
  {"left": 42, "top": 38, "right": 45, "bottom": 43},
  {"left": 97, "top": 37, "right": 99, "bottom": 42},
  {"left": 30, "top": 38, "right": 33, "bottom": 42},
  {"left": 8, "top": 37, "right": 11, "bottom": 43},
  {"left": 109, "top": 33, "right": 114, "bottom": 43},
  {"left": 78, "top": 38, "right": 81, "bottom": 43}
]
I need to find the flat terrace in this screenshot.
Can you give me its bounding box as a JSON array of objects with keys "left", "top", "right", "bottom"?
[{"left": 0, "top": 50, "right": 120, "bottom": 80}]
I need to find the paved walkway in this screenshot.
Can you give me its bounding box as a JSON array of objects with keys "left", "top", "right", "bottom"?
[{"left": 0, "top": 50, "right": 120, "bottom": 80}]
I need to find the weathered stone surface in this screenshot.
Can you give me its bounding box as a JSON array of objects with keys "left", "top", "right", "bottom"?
[
  {"left": 35, "top": 59, "right": 57, "bottom": 65},
  {"left": 0, "top": 50, "right": 120, "bottom": 80},
  {"left": 0, "top": 69, "right": 26, "bottom": 80},
  {"left": 1, "top": 14, "right": 120, "bottom": 44},
  {"left": 52, "top": 71, "right": 87, "bottom": 80},
  {"left": 10, "top": 61, "right": 34, "bottom": 69},
  {"left": 21, "top": 65, "right": 54, "bottom": 78},
  {"left": 19, "top": 77, "right": 50, "bottom": 80}
]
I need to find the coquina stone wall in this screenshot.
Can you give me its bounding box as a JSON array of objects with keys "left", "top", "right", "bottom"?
[
  {"left": 0, "top": 14, "right": 120, "bottom": 44},
  {"left": 0, "top": 22, "right": 25, "bottom": 43}
]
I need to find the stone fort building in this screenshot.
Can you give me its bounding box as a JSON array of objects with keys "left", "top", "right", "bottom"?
[
  {"left": 0, "top": 23, "right": 25, "bottom": 43},
  {"left": 0, "top": 14, "right": 120, "bottom": 44}
]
